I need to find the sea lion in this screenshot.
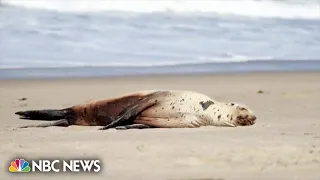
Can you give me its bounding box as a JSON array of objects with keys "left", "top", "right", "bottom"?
[{"left": 14, "top": 90, "right": 257, "bottom": 130}]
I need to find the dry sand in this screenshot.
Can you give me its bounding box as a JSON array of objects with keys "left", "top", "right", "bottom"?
[{"left": 0, "top": 71, "right": 320, "bottom": 180}]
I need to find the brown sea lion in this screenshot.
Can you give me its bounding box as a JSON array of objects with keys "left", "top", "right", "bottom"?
[{"left": 14, "top": 90, "right": 257, "bottom": 130}]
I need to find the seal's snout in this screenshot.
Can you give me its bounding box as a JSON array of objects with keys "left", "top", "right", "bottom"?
[
  {"left": 249, "top": 114, "right": 257, "bottom": 125},
  {"left": 232, "top": 104, "right": 257, "bottom": 126},
  {"left": 236, "top": 113, "right": 256, "bottom": 126}
]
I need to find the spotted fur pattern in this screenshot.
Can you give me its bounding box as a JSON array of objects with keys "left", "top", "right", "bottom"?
[
  {"left": 15, "top": 90, "right": 256, "bottom": 129},
  {"left": 131, "top": 90, "right": 257, "bottom": 128}
]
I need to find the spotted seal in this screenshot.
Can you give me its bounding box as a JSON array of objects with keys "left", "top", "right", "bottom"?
[{"left": 15, "top": 90, "right": 257, "bottom": 130}]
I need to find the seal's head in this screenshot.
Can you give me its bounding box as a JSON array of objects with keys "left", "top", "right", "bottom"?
[{"left": 226, "top": 102, "right": 257, "bottom": 126}]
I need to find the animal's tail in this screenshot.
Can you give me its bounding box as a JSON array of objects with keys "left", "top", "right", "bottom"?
[{"left": 15, "top": 108, "right": 72, "bottom": 121}]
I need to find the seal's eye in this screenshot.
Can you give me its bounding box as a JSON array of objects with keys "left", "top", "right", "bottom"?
[{"left": 237, "top": 106, "right": 247, "bottom": 111}]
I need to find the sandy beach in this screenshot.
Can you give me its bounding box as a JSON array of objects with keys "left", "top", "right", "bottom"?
[{"left": 0, "top": 71, "right": 320, "bottom": 180}]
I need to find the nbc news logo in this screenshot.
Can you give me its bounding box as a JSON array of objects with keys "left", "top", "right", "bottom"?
[{"left": 9, "top": 158, "right": 101, "bottom": 173}]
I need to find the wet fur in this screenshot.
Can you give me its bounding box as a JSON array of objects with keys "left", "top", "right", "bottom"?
[{"left": 15, "top": 90, "right": 257, "bottom": 130}]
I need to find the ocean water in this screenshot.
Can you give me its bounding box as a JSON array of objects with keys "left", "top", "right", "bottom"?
[{"left": 0, "top": 0, "right": 320, "bottom": 79}]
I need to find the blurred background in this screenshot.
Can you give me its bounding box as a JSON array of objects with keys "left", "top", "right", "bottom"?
[{"left": 0, "top": 0, "right": 319, "bottom": 79}]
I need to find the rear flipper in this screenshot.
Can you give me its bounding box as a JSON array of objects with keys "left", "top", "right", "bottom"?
[
  {"left": 15, "top": 108, "right": 71, "bottom": 121},
  {"left": 17, "top": 119, "right": 70, "bottom": 129}
]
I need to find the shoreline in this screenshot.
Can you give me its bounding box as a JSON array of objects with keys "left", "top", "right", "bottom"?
[
  {"left": 1, "top": 60, "right": 320, "bottom": 80},
  {"left": 1, "top": 70, "right": 319, "bottom": 83}
]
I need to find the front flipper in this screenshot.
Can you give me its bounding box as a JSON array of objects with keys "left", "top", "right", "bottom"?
[
  {"left": 115, "top": 124, "right": 150, "bottom": 130},
  {"left": 17, "top": 119, "right": 70, "bottom": 129},
  {"left": 99, "top": 97, "right": 159, "bottom": 130},
  {"left": 222, "top": 121, "right": 236, "bottom": 127},
  {"left": 133, "top": 114, "right": 206, "bottom": 128}
]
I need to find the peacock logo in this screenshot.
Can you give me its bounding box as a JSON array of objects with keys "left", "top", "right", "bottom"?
[{"left": 9, "top": 159, "right": 31, "bottom": 172}]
